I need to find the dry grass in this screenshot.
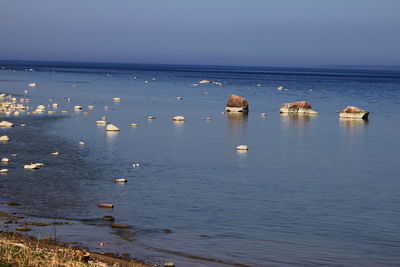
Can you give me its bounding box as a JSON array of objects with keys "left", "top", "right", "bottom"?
[{"left": 0, "top": 239, "right": 109, "bottom": 267}]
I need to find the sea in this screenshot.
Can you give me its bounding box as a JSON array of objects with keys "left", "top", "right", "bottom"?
[{"left": 0, "top": 61, "right": 399, "bottom": 266}]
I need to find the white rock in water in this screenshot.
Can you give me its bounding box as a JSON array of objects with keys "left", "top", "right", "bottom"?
[
  {"left": 130, "top": 123, "right": 139, "bottom": 127},
  {"left": 106, "top": 124, "right": 119, "bottom": 131},
  {"left": 36, "top": 105, "right": 46, "bottom": 110},
  {"left": 74, "top": 105, "right": 82, "bottom": 110},
  {"left": 261, "top": 113, "right": 268, "bottom": 117},
  {"left": 0, "top": 169, "right": 9, "bottom": 173},
  {"left": 88, "top": 105, "right": 94, "bottom": 109},
  {"left": 0, "top": 136, "right": 10, "bottom": 141},
  {"left": 176, "top": 97, "right": 183, "bottom": 100},
  {"left": 20, "top": 124, "right": 26, "bottom": 127},
  {"left": 79, "top": 141, "right": 85, "bottom": 145},
  {"left": 14, "top": 111, "right": 19, "bottom": 116},
  {"left": 24, "top": 163, "right": 43, "bottom": 169},
  {"left": 52, "top": 103, "right": 58, "bottom": 108},
  {"left": 113, "top": 97, "right": 121, "bottom": 102},
  {"left": 104, "top": 106, "right": 109, "bottom": 110},
  {"left": 236, "top": 145, "right": 248, "bottom": 151},
  {"left": 11, "top": 154, "right": 17, "bottom": 157},
  {"left": 0, "top": 121, "right": 13, "bottom": 127},
  {"left": 96, "top": 120, "right": 107, "bottom": 125},
  {"left": 172, "top": 116, "right": 185, "bottom": 121},
  {"left": 147, "top": 116, "right": 156, "bottom": 120},
  {"left": 28, "top": 83, "right": 36, "bottom": 87},
  {"left": 199, "top": 80, "right": 210, "bottom": 84},
  {"left": 115, "top": 178, "right": 128, "bottom": 183},
  {"left": 4, "top": 112, "right": 11, "bottom": 116},
  {"left": 277, "top": 86, "right": 284, "bottom": 91},
  {"left": 1, "top": 158, "right": 9, "bottom": 162},
  {"left": 50, "top": 152, "right": 59, "bottom": 156}
]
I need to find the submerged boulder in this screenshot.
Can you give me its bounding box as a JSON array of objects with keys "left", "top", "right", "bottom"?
[
  {"left": 339, "top": 106, "right": 369, "bottom": 120},
  {"left": 225, "top": 95, "right": 249, "bottom": 112},
  {"left": 280, "top": 101, "right": 318, "bottom": 114}
]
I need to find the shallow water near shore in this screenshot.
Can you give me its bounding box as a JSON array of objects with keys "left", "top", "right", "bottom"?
[{"left": 1, "top": 64, "right": 400, "bottom": 266}]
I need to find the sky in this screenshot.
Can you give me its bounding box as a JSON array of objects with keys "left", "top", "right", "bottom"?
[{"left": 0, "top": 0, "right": 399, "bottom": 67}]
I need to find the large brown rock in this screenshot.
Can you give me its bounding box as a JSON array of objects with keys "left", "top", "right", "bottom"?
[
  {"left": 343, "top": 106, "right": 363, "bottom": 113},
  {"left": 340, "top": 106, "right": 369, "bottom": 120},
  {"left": 225, "top": 95, "right": 249, "bottom": 112}
]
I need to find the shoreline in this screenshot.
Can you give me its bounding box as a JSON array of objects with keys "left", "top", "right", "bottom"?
[{"left": 1, "top": 210, "right": 151, "bottom": 267}]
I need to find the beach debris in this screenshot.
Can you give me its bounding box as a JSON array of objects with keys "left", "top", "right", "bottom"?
[
  {"left": 277, "top": 86, "right": 284, "bottom": 91},
  {"left": 147, "top": 116, "right": 156, "bottom": 120},
  {"left": 100, "top": 216, "right": 115, "bottom": 222},
  {"left": 98, "top": 203, "right": 114, "bottom": 209},
  {"left": 164, "top": 262, "right": 175, "bottom": 267},
  {"left": 199, "top": 80, "right": 210, "bottom": 84},
  {"left": 172, "top": 115, "right": 185, "bottom": 121},
  {"left": 225, "top": 95, "right": 249, "bottom": 113},
  {"left": 280, "top": 101, "right": 318, "bottom": 114},
  {"left": 96, "top": 120, "right": 107, "bottom": 125},
  {"left": 0, "top": 121, "right": 13, "bottom": 127},
  {"left": 176, "top": 96, "right": 183, "bottom": 100},
  {"left": 28, "top": 83, "right": 36, "bottom": 87},
  {"left": 113, "top": 97, "right": 121, "bottom": 102},
  {"left": 1, "top": 158, "right": 9, "bottom": 162},
  {"left": 0, "top": 169, "right": 9, "bottom": 173},
  {"left": 79, "top": 141, "right": 85, "bottom": 145},
  {"left": 106, "top": 124, "right": 119, "bottom": 131},
  {"left": 236, "top": 145, "right": 248, "bottom": 151},
  {"left": 74, "top": 105, "right": 83, "bottom": 110},
  {"left": 339, "top": 106, "right": 369, "bottom": 120},
  {"left": 111, "top": 224, "right": 131, "bottom": 228},
  {"left": 130, "top": 123, "right": 139, "bottom": 127},
  {"left": 50, "top": 152, "right": 59, "bottom": 156},
  {"left": 115, "top": 178, "right": 128, "bottom": 183},
  {"left": 261, "top": 113, "right": 268, "bottom": 117},
  {"left": 0, "top": 135, "right": 10, "bottom": 141}
]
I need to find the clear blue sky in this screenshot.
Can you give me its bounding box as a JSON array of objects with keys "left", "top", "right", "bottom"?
[{"left": 1, "top": 0, "right": 399, "bottom": 67}]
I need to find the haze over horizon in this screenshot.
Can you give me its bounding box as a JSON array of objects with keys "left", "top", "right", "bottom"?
[{"left": 1, "top": 0, "right": 399, "bottom": 67}]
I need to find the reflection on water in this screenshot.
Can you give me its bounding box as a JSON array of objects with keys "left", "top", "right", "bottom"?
[
  {"left": 106, "top": 131, "right": 119, "bottom": 143},
  {"left": 339, "top": 118, "right": 369, "bottom": 142},
  {"left": 280, "top": 113, "right": 316, "bottom": 136},
  {"left": 226, "top": 112, "right": 248, "bottom": 141}
]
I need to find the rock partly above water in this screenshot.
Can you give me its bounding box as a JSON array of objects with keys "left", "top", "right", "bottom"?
[
  {"left": 339, "top": 106, "right": 369, "bottom": 120},
  {"left": 280, "top": 101, "right": 318, "bottom": 114},
  {"left": 225, "top": 95, "right": 249, "bottom": 113}
]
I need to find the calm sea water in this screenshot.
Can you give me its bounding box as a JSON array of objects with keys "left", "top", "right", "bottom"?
[{"left": 0, "top": 63, "right": 399, "bottom": 266}]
